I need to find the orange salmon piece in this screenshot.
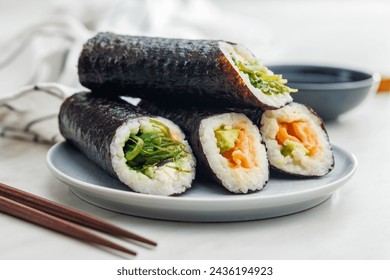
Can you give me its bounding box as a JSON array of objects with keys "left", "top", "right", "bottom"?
[
  {"left": 221, "top": 128, "right": 256, "bottom": 168},
  {"left": 276, "top": 121, "right": 319, "bottom": 155}
]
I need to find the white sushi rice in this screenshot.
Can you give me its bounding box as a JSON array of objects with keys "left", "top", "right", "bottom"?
[
  {"left": 218, "top": 41, "right": 293, "bottom": 108},
  {"left": 260, "top": 103, "right": 333, "bottom": 176},
  {"left": 199, "top": 113, "right": 269, "bottom": 193},
  {"left": 110, "top": 116, "right": 195, "bottom": 196}
]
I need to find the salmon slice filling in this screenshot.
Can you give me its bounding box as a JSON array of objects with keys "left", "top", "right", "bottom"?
[
  {"left": 276, "top": 121, "right": 319, "bottom": 157},
  {"left": 215, "top": 124, "right": 257, "bottom": 169}
]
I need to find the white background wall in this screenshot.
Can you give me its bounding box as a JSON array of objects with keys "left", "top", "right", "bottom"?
[{"left": 0, "top": 0, "right": 389, "bottom": 75}]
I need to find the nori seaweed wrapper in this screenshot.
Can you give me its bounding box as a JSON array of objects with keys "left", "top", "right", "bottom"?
[
  {"left": 59, "top": 91, "right": 147, "bottom": 177},
  {"left": 226, "top": 107, "right": 264, "bottom": 125},
  {"left": 78, "top": 32, "right": 273, "bottom": 109}
]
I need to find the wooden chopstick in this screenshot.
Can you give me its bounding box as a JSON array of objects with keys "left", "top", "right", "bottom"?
[
  {"left": 0, "top": 182, "right": 156, "bottom": 246},
  {"left": 0, "top": 195, "right": 137, "bottom": 256},
  {"left": 378, "top": 77, "right": 390, "bottom": 93}
]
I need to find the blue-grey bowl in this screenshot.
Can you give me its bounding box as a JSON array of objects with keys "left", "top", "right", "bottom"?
[{"left": 268, "top": 65, "right": 378, "bottom": 121}]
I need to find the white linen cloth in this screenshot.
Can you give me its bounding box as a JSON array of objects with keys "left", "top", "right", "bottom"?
[
  {"left": 0, "top": 0, "right": 388, "bottom": 144},
  {"left": 0, "top": 0, "right": 273, "bottom": 144},
  {"left": 0, "top": 16, "right": 91, "bottom": 143}
]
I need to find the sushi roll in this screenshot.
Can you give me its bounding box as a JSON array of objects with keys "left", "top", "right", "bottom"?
[
  {"left": 59, "top": 92, "right": 196, "bottom": 196},
  {"left": 78, "top": 32, "right": 296, "bottom": 110},
  {"left": 140, "top": 102, "right": 269, "bottom": 193},
  {"left": 259, "top": 102, "right": 334, "bottom": 176}
]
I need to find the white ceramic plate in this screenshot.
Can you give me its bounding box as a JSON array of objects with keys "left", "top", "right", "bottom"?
[{"left": 47, "top": 142, "right": 357, "bottom": 222}]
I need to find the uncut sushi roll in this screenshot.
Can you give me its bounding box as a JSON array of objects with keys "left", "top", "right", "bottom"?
[
  {"left": 259, "top": 102, "right": 334, "bottom": 176},
  {"left": 78, "top": 32, "right": 296, "bottom": 110},
  {"left": 59, "top": 92, "right": 196, "bottom": 196},
  {"left": 140, "top": 102, "right": 269, "bottom": 193}
]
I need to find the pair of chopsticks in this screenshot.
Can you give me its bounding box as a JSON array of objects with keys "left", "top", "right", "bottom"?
[{"left": 0, "top": 182, "right": 157, "bottom": 256}]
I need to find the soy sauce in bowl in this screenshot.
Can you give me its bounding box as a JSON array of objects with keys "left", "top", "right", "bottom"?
[{"left": 268, "top": 65, "right": 378, "bottom": 121}]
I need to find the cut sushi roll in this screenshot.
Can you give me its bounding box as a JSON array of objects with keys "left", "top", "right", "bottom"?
[
  {"left": 59, "top": 92, "right": 195, "bottom": 196},
  {"left": 218, "top": 42, "right": 296, "bottom": 109},
  {"left": 140, "top": 102, "right": 269, "bottom": 193},
  {"left": 260, "top": 102, "right": 334, "bottom": 176},
  {"left": 78, "top": 32, "right": 296, "bottom": 110},
  {"left": 199, "top": 113, "right": 269, "bottom": 193}
]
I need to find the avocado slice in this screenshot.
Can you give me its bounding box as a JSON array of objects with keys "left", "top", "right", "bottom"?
[{"left": 214, "top": 126, "right": 240, "bottom": 153}]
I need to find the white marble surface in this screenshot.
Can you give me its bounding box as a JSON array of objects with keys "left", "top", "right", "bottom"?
[
  {"left": 1, "top": 95, "right": 389, "bottom": 260},
  {"left": 1, "top": 0, "right": 390, "bottom": 260}
]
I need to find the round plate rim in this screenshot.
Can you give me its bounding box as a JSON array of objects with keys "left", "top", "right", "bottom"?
[{"left": 46, "top": 142, "right": 357, "bottom": 207}]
